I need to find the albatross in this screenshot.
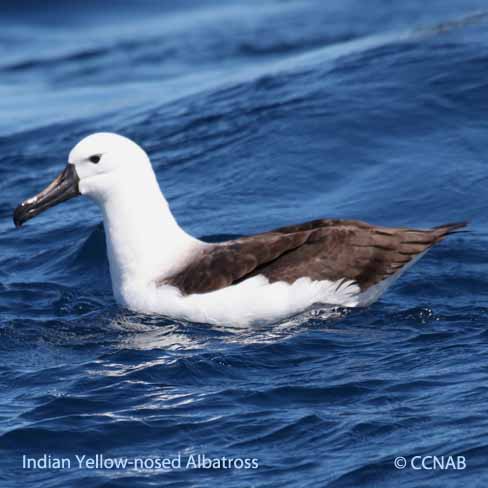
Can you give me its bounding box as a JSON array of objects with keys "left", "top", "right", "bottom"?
[{"left": 13, "top": 133, "right": 466, "bottom": 326}]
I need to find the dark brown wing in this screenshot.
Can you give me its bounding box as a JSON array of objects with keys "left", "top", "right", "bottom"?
[
  {"left": 160, "top": 219, "right": 467, "bottom": 295},
  {"left": 159, "top": 232, "right": 310, "bottom": 294}
]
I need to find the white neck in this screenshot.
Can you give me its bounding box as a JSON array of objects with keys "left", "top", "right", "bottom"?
[{"left": 92, "top": 169, "right": 202, "bottom": 300}]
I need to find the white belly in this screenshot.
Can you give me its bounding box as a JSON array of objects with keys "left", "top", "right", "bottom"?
[{"left": 115, "top": 274, "right": 366, "bottom": 326}]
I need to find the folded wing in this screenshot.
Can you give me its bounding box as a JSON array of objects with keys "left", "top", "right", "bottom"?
[{"left": 159, "top": 219, "right": 466, "bottom": 295}]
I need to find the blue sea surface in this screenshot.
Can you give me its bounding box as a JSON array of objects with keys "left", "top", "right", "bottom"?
[{"left": 1, "top": 1, "right": 488, "bottom": 486}]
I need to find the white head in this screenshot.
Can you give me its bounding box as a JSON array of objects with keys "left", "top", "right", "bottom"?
[
  {"left": 70, "top": 132, "right": 156, "bottom": 203},
  {"left": 14, "top": 132, "right": 160, "bottom": 225}
]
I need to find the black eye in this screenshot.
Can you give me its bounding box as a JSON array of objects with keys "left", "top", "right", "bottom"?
[{"left": 89, "top": 154, "right": 101, "bottom": 164}]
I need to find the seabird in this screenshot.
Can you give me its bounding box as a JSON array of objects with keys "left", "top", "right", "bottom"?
[{"left": 13, "top": 133, "right": 466, "bottom": 326}]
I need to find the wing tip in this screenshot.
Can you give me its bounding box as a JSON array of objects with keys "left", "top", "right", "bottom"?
[{"left": 433, "top": 220, "right": 470, "bottom": 240}]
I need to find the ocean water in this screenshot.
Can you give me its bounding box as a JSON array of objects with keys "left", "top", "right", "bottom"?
[{"left": 1, "top": 1, "right": 488, "bottom": 486}]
